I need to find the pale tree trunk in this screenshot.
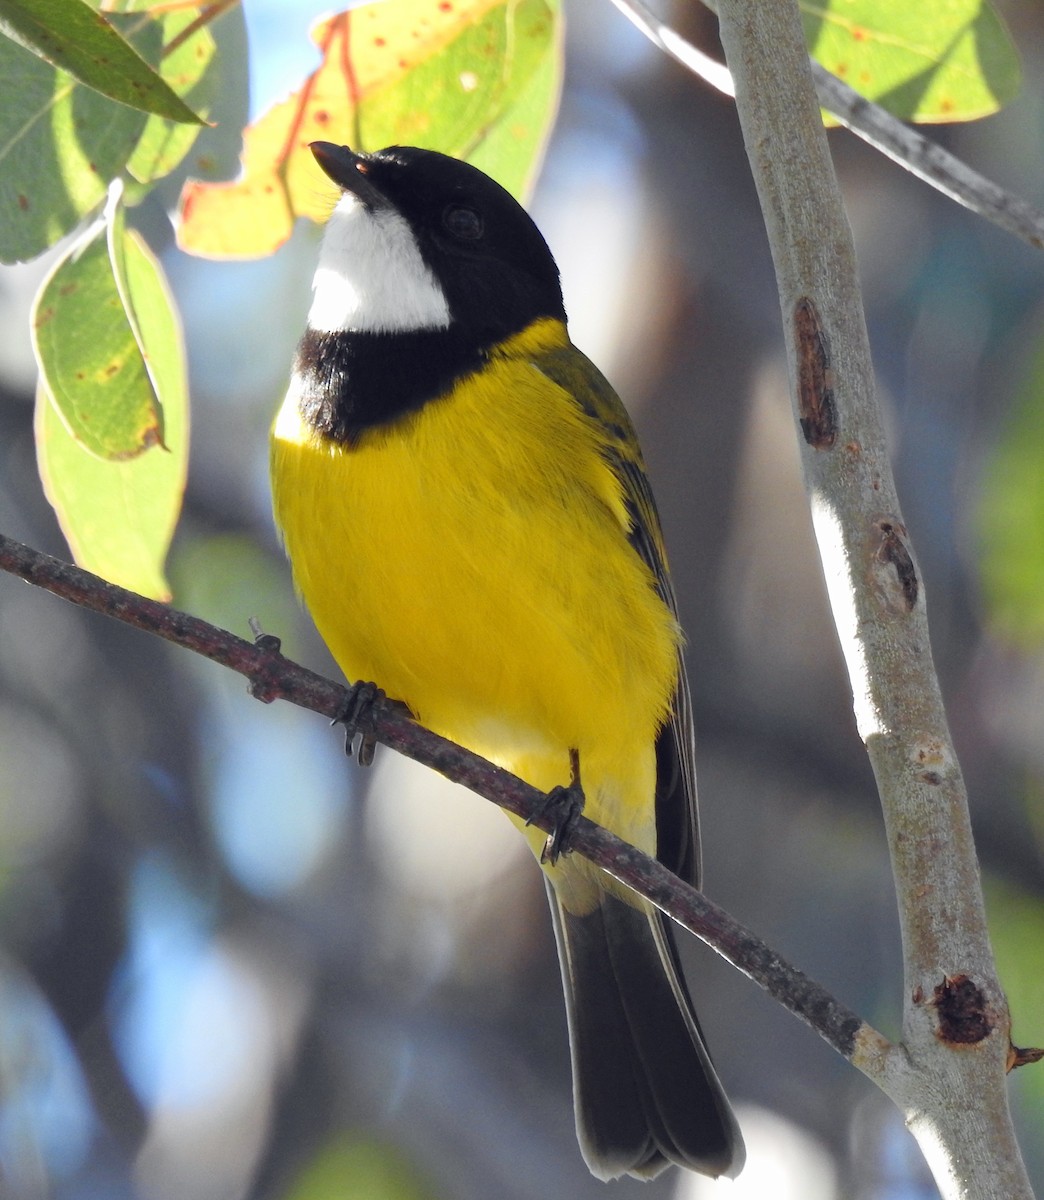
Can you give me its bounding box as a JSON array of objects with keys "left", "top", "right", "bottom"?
[{"left": 715, "top": 2, "right": 1034, "bottom": 1196}]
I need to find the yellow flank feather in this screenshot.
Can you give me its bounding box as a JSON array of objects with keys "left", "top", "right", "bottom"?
[{"left": 271, "top": 317, "right": 680, "bottom": 913}]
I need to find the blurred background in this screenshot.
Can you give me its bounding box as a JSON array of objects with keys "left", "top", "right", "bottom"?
[{"left": 1, "top": 0, "right": 1043, "bottom": 1196}]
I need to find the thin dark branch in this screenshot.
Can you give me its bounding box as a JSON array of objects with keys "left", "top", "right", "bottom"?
[
  {"left": 608, "top": 0, "right": 1044, "bottom": 252},
  {"left": 0, "top": 530, "right": 888, "bottom": 1069},
  {"left": 814, "top": 62, "right": 1044, "bottom": 251}
]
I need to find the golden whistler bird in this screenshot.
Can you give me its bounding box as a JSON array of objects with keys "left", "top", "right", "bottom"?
[{"left": 271, "top": 141, "right": 744, "bottom": 1180}]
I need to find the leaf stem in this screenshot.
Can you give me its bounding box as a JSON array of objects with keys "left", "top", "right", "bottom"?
[{"left": 162, "top": 0, "right": 240, "bottom": 60}]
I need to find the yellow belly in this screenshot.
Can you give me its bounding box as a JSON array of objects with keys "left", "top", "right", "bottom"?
[{"left": 271, "top": 327, "right": 679, "bottom": 899}]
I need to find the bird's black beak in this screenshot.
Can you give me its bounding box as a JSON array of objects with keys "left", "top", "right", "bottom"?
[{"left": 310, "top": 142, "right": 389, "bottom": 211}]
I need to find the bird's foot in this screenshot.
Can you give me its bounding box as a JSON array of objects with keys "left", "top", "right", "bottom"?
[
  {"left": 532, "top": 748, "right": 584, "bottom": 865},
  {"left": 332, "top": 680, "right": 385, "bottom": 765}
]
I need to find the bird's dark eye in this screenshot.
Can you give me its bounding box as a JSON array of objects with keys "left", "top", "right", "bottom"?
[{"left": 442, "top": 204, "right": 483, "bottom": 240}]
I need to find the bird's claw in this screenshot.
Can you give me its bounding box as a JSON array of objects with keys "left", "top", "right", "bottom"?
[
  {"left": 531, "top": 749, "right": 584, "bottom": 865},
  {"left": 533, "top": 782, "right": 585, "bottom": 865},
  {"left": 332, "top": 680, "right": 383, "bottom": 765}
]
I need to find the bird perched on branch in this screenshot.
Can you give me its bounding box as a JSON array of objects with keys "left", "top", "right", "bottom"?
[{"left": 271, "top": 140, "right": 744, "bottom": 1181}]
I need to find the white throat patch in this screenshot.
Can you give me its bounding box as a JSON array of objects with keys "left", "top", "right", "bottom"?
[{"left": 307, "top": 193, "right": 452, "bottom": 335}]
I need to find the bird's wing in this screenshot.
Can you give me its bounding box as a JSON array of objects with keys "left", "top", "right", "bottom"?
[{"left": 532, "top": 343, "right": 701, "bottom": 888}]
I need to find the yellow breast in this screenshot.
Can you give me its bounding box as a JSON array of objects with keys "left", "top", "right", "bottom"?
[{"left": 271, "top": 321, "right": 678, "bottom": 860}]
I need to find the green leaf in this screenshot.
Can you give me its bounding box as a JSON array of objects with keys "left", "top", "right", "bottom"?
[
  {"left": 123, "top": 4, "right": 219, "bottom": 184},
  {"left": 282, "top": 1137, "right": 435, "bottom": 1200},
  {"left": 170, "top": 535, "right": 302, "bottom": 647},
  {"left": 467, "top": 0, "right": 561, "bottom": 199},
  {"left": 177, "top": 0, "right": 561, "bottom": 257},
  {"left": 801, "top": 0, "right": 1021, "bottom": 123},
  {"left": 977, "top": 338, "right": 1044, "bottom": 644},
  {"left": 0, "top": 0, "right": 204, "bottom": 123},
  {"left": 0, "top": 15, "right": 160, "bottom": 263},
  {"left": 355, "top": 0, "right": 560, "bottom": 197},
  {"left": 31, "top": 195, "right": 164, "bottom": 460},
  {"left": 34, "top": 218, "right": 188, "bottom": 600}
]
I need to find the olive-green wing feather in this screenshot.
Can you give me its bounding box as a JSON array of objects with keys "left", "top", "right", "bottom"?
[
  {"left": 531, "top": 341, "right": 742, "bottom": 1180},
  {"left": 533, "top": 343, "right": 700, "bottom": 888}
]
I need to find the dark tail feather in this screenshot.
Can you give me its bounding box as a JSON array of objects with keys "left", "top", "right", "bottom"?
[{"left": 548, "top": 882, "right": 744, "bottom": 1180}]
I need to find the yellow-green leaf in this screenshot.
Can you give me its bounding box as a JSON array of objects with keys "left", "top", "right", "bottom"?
[
  {"left": 31, "top": 203, "right": 163, "bottom": 460},
  {"left": 356, "top": 0, "right": 559, "bottom": 190},
  {"left": 467, "top": 0, "right": 560, "bottom": 200},
  {"left": 34, "top": 226, "right": 188, "bottom": 600},
  {"left": 177, "top": 0, "right": 561, "bottom": 259},
  {"left": 0, "top": 0, "right": 204, "bottom": 123},
  {"left": 802, "top": 0, "right": 1020, "bottom": 123},
  {"left": 282, "top": 1137, "right": 435, "bottom": 1200},
  {"left": 0, "top": 23, "right": 153, "bottom": 263},
  {"left": 123, "top": 4, "right": 219, "bottom": 184}
]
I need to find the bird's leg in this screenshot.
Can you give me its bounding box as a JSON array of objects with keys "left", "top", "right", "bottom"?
[
  {"left": 332, "top": 680, "right": 387, "bottom": 765},
  {"left": 533, "top": 747, "right": 585, "bottom": 865}
]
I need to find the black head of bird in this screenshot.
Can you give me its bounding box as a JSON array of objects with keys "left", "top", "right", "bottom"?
[{"left": 308, "top": 141, "right": 566, "bottom": 346}]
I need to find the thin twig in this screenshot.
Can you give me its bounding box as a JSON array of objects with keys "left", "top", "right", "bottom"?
[
  {"left": 0, "top": 530, "right": 890, "bottom": 1073},
  {"left": 608, "top": 0, "right": 1044, "bottom": 251},
  {"left": 607, "top": 0, "right": 734, "bottom": 96},
  {"left": 812, "top": 61, "right": 1044, "bottom": 250}
]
